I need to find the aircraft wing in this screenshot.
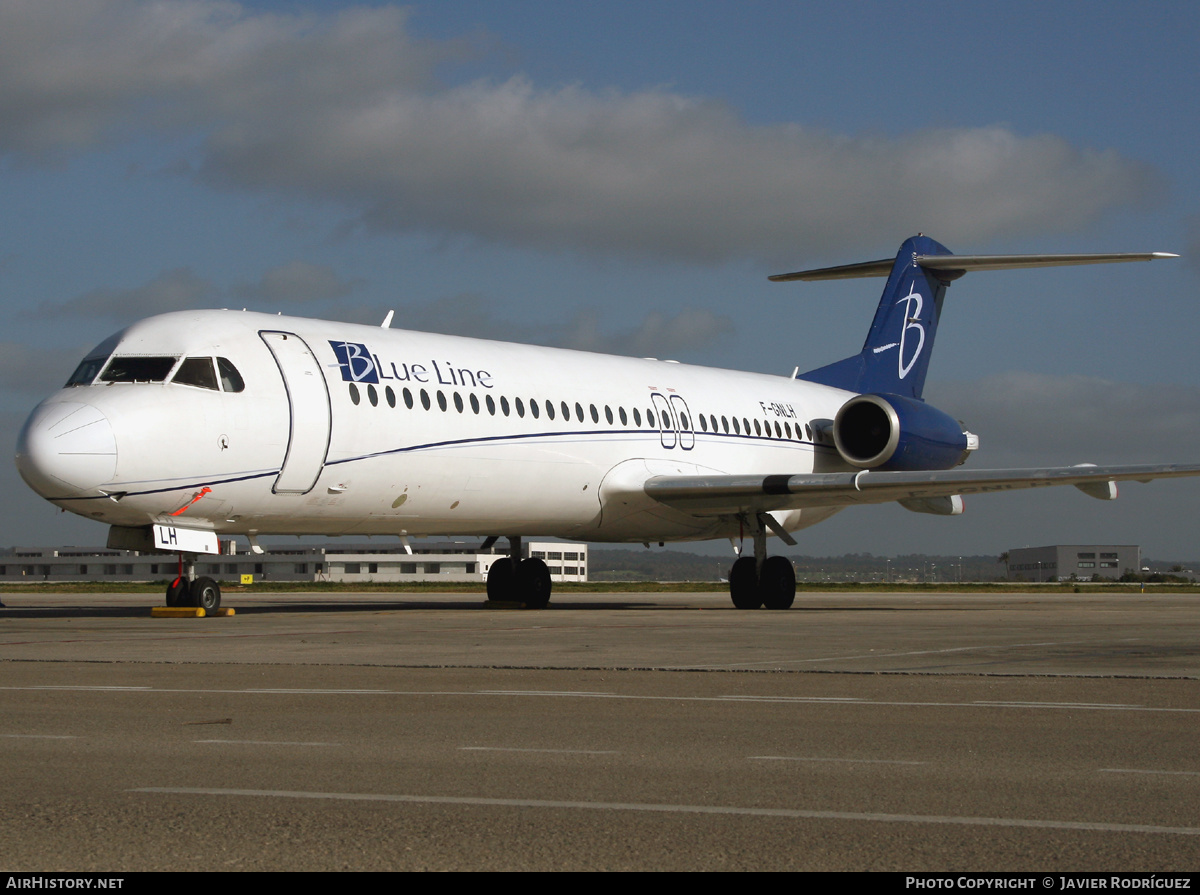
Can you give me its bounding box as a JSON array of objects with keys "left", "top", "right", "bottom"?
[{"left": 643, "top": 463, "right": 1200, "bottom": 516}]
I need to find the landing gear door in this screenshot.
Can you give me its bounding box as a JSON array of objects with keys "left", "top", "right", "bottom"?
[{"left": 260, "top": 331, "right": 332, "bottom": 494}]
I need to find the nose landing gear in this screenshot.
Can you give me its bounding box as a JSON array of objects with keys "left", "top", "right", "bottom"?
[{"left": 163, "top": 553, "right": 222, "bottom": 613}]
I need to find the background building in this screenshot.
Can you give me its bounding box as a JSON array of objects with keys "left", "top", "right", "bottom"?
[
  {"left": 1005, "top": 545, "right": 1140, "bottom": 582},
  {"left": 0, "top": 541, "right": 587, "bottom": 585}
]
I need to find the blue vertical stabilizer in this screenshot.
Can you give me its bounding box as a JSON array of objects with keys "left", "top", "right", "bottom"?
[{"left": 796, "top": 235, "right": 955, "bottom": 400}]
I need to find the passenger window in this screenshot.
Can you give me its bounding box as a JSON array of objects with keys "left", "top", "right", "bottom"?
[
  {"left": 501, "top": 396, "right": 510, "bottom": 416},
  {"left": 470, "top": 394, "right": 480, "bottom": 414},
  {"left": 589, "top": 404, "right": 599, "bottom": 424},
  {"left": 368, "top": 385, "right": 378, "bottom": 406},
  {"left": 575, "top": 402, "right": 584, "bottom": 423},
  {"left": 403, "top": 387, "right": 414, "bottom": 409},
  {"left": 486, "top": 395, "right": 496, "bottom": 415},
  {"left": 437, "top": 391, "right": 448, "bottom": 411},
  {"left": 217, "top": 357, "right": 245, "bottom": 393},
  {"left": 420, "top": 389, "right": 431, "bottom": 410},
  {"left": 619, "top": 407, "right": 628, "bottom": 426},
  {"left": 545, "top": 400, "right": 555, "bottom": 420},
  {"left": 561, "top": 401, "right": 570, "bottom": 420},
  {"left": 605, "top": 405, "right": 613, "bottom": 425},
  {"left": 453, "top": 392, "right": 464, "bottom": 413},
  {"left": 100, "top": 356, "right": 177, "bottom": 383},
  {"left": 699, "top": 415, "right": 708, "bottom": 432},
  {"left": 530, "top": 399, "right": 540, "bottom": 419},
  {"left": 350, "top": 384, "right": 360, "bottom": 405},
  {"left": 721, "top": 416, "right": 729, "bottom": 433},
  {"left": 732, "top": 418, "right": 740, "bottom": 435},
  {"left": 386, "top": 386, "right": 396, "bottom": 408},
  {"left": 515, "top": 397, "right": 525, "bottom": 417},
  {"left": 633, "top": 408, "right": 642, "bottom": 427}
]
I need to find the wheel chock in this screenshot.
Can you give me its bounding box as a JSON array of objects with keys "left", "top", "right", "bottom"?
[
  {"left": 151, "top": 607, "right": 206, "bottom": 618},
  {"left": 151, "top": 606, "right": 236, "bottom": 617}
]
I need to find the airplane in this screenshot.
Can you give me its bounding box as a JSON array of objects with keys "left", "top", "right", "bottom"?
[{"left": 14, "top": 234, "right": 1199, "bottom": 613}]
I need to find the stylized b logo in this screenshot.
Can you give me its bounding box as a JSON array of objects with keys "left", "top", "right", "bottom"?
[
  {"left": 895, "top": 284, "right": 925, "bottom": 380},
  {"left": 329, "top": 341, "right": 379, "bottom": 383}
]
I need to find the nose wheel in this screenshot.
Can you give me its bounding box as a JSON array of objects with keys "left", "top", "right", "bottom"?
[
  {"left": 165, "top": 576, "right": 190, "bottom": 607},
  {"left": 163, "top": 554, "right": 221, "bottom": 613},
  {"left": 190, "top": 576, "right": 221, "bottom": 613}
]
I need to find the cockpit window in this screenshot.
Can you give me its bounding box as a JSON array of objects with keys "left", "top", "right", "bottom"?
[
  {"left": 172, "top": 357, "right": 219, "bottom": 390},
  {"left": 99, "top": 356, "right": 177, "bottom": 383},
  {"left": 65, "top": 332, "right": 122, "bottom": 387},
  {"left": 217, "top": 357, "right": 245, "bottom": 393},
  {"left": 65, "top": 355, "right": 109, "bottom": 387}
]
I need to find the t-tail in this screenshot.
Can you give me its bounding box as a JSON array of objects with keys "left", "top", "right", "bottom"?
[
  {"left": 773, "top": 235, "right": 1178, "bottom": 402},
  {"left": 787, "top": 234, "right": 950, "bottom": 399}
]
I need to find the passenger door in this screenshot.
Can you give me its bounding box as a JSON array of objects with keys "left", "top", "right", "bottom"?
[{"left": 260, "top": 331, "right": 332, "bottom": 494}]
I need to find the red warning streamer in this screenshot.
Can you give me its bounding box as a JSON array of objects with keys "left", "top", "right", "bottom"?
[{"left": 169, "top": 486, "right": 211, "bottom": 516}]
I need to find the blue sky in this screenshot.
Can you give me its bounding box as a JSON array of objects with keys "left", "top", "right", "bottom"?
[{"left": 3, "top": 0, "right": 1198, "bottom": 560}]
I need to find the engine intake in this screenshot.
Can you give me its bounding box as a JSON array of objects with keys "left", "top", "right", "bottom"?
[{"left": 833, "top": 393, "right": 969, "bottom": 471}]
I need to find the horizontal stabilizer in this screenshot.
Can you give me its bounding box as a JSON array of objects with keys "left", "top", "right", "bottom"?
[
  {"left": 770, "top": 251, "right": 1177, "bottom": 282},
  {"left": 770, "top": 258, "right": 894, "bottom": 281}
]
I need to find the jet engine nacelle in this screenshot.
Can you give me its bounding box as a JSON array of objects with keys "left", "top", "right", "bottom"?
[{"left": 833, "top": 393, "right": 970, "bottom": 471}]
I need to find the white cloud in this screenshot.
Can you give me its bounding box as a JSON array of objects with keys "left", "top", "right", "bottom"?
[
  {"left": 0, "top": 1, "right": 1162, "bottom": 263},
  {"left": 0, "top": 0, "right": 445, "bottom": 160},
  {"left": 201, "top": 74, "right": 1160, "bottom": 264}
]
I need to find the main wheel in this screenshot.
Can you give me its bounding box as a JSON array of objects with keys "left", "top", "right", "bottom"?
[
  {"left": 759, "top": 555, "right": 796, "bottom": 610},
  {"left": 729, "top": 556, "right": 761, "bottom": 609},
  {"left": 189, "top": 576, "right": 221, "bottom": 613},
  {"left": 486, "top": 557, "right": 515, "bottom": 601},
  {"left": 515, "top": 557, "right": 552, "bottom": 609},
  {"left": 165, "top": 577, "right": 189, "bottom": 607}
]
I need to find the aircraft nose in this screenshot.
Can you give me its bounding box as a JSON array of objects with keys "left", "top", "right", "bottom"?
[{"left": 15, "top": 401, "right": 117, "bottom": 497}]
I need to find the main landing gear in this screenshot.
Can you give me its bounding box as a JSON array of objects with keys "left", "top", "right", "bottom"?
[
  {"left": 485, "top": 536, "right": 552, "bottom": 609},
  {"left": 728, "top": 515, "right": 796, "bottom": 610},
  {"left": 164, "top": 553, "right": 222, "bottom": 613}
]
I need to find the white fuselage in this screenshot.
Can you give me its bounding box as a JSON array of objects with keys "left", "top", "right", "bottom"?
[{"left": 17, "top": 310, "right": 860, "bottom": 543}]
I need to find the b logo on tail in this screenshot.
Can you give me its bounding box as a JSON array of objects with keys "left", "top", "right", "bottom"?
[{"left": 896, "top": 284, "right": 925, "bottom": 380}]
